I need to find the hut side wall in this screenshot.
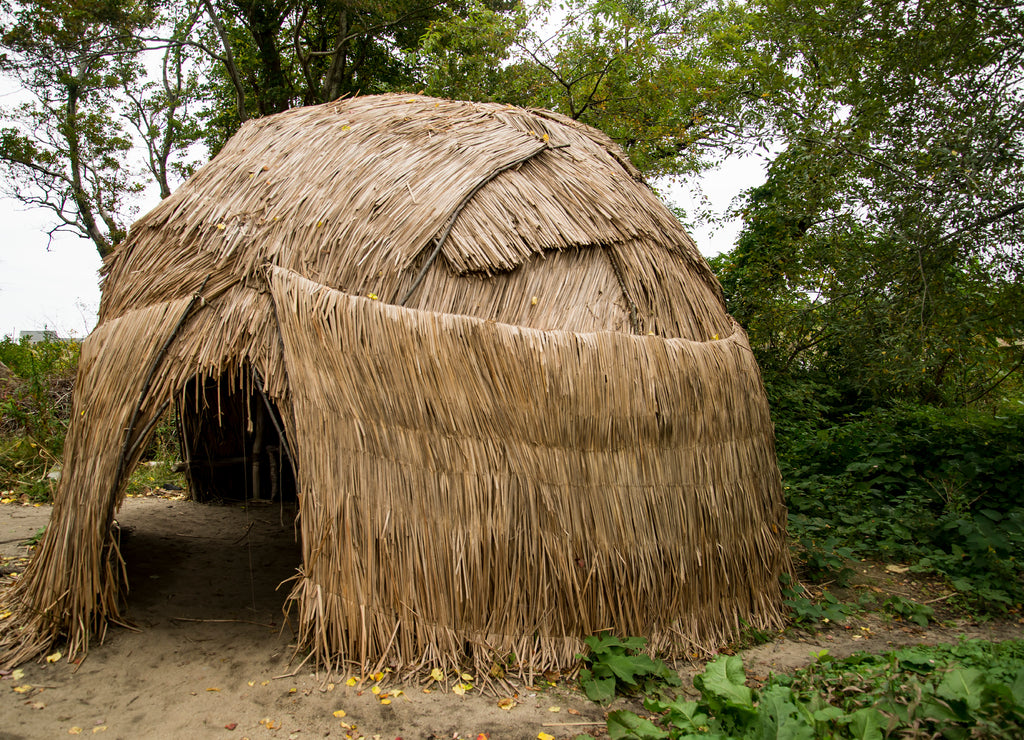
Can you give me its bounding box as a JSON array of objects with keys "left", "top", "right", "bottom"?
[
  {"left": 1, "top": 282, "right": 293, "bottom": 667},
  {"left": 271, "top": 267, "right": 791, "bottom": 675},
  {"left": 0, "top": 297, "right": 194, "bottom": 665}
]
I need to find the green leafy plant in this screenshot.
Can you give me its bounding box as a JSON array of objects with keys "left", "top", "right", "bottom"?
[
  {"left": 19, "top": 526, "right": 46, "bottom": 547},
  {"left": 733, "top": 619, "right": 776, "bottom": 649},
  {"left": 883, "top": 595, "right": 935, "bottom": 627},
  {"left": 780, "top": 574, "right": 855, "bottom": 628},
  {"left": 778, "top": 405, "right": 1024, "bottom": 613},
  {"left": 606, "top": 640, "right": 1024, "bottom": 739},
  {"left": 577, "top": 634, "right": 681, "bottom": 704},
  {"left": 1, "top": 336, "right": 80, "bottom": 501}
]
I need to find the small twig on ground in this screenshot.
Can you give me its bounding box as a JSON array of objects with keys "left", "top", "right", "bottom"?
[
  {"left": 232, "top": 521, "right": 255, "bottom": 544},
  {"left": 271, "top": 651, "right": 313, "bottom": 680}
]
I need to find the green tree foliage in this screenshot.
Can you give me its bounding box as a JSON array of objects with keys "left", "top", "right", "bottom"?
[
  {"left": 0, "top": 1, "right": 523, "bottom": 248},
  {"left": 194, "top": 0, "right": 519, "bottom": 154},
  {"left": 0, "top": 0, "right": 160, "bottom": 257},
  {"left": 715, "top": 0, "right": 1024, "bottom": 409},
  {"left": 420, "top": 0, "right": 768, "bottom": 178}
]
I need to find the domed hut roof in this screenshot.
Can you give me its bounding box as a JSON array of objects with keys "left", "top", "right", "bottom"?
[{"left": 1, "top": 94, "right": 791, "bottom": 675}]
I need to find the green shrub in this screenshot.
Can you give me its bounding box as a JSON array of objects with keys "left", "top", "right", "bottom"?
[
  {"left": 606, "top": 639, "right": 1024, "bottom": 739},
  {"left": 778, "top": 403, "right": 1024, "bottom": 610},
  {"left": 0, "top": 335, "right": 80, "bottom": 499}
]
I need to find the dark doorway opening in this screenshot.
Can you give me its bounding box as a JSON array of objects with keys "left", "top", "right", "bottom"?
[{"left": 177, "top": 369, "right": 297, "bottom": 504}]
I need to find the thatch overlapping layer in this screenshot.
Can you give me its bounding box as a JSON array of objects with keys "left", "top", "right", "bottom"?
[
  {"left": 1, "top": 93, "right": 790, "bottom": 673},
  {"left": 0, "top": 297, "right": 193, "bottom": 664},
  {"left": 272, "top": 267, "right": 787, "bottom": 674},
  {"left": 99, "top": 94, "right": 727, "bottom": 339}
]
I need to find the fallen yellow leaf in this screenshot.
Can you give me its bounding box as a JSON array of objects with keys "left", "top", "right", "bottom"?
[
  {"left": 429, "top": 668, "right": 444, "bottom": 682},
  {"left": 68, "top": 729, "right": 82, "bottom": 736},
  {"left": 380, "top": 698, "right": 391, "bottom": 705},
  {"left": 333, "top": 710, "right": 347, "bottom": 718},
  {"left": 92, "top": 727, "right": 107, "bottom": 734},
  {"left": 13, "top": 685, "right": 32, "bottom": 693},
  {"left": 460, "top": 673, "right": 474, "bottom": 682},
  {"left": 548, "top": 706, "right": 561, "bottom": 712},
  {"left": 247, "top": 680, "right": 255, "bottom": 687},
  {"left": 538, "top": 733, "right": 555, "bottom": 740},
  {"left": 345, "top": 676, "right": 358, "bottom": 687},
  {"left": 452, "top": 683, "right": 466, "bottom": 696},
  {"left": 371, "top": 671, "right": 384, "bottom": 681},
  {"left": 206, "top": 687, "right": 221, "bottom": 692},
  {"left": 371, "top": 685, "right": 381, "bottom": 695},
  {"left": 497, "top": 697, "right": 517, "bottom": 710}
]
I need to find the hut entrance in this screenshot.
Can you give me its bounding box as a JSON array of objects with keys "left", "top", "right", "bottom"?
[{"left": 178, "top": 369, "right": 296, "bottom": 503}]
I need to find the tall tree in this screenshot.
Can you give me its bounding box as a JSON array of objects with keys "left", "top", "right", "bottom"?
[
  {"left": 718, "top": 0, "right": 1024, "bottom": 407},
  {"left": 420, "top": 0, "right": 768, "bottom": 178},
  {"left": 194, "top": 0, "right": 519, "bottom": 154},
  {"left": 0, "top": 1, "right": 523, "bottom": 252},
  {"left": 0, "top": 0, "right": 160, "bottom": 257}
]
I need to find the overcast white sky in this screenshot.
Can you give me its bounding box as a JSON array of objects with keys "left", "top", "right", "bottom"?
[
  {"left": 0, "top": 152, "right": 765, "bottom": 340},
  {"left": 0, "top": 206, "right": 105, "bottom": 339}
]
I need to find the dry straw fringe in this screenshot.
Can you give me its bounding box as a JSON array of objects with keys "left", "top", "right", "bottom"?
[
  {"left": 0, "top": 297, "right": 194, "bottom": 666},
  {"left": 1, "top": 94, "right": 791, "bottom": 674},
  {"left": 271, "top": 266, "right": 790, "bottom": 677}
]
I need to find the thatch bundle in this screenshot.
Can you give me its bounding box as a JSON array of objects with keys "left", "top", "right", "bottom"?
[{"left": 0, "top": 94, "right": 791, "bottom": 674}]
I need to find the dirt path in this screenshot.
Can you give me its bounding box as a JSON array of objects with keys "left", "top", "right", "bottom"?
[{"left": 2, "top": 495, "right": 1021, "bottom": 740}]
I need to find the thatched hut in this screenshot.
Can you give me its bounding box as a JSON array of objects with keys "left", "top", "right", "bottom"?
[{"left": 0, "top": 94, "right": 791, "bottom": 674}]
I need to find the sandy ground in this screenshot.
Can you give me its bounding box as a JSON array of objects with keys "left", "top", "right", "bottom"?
[{"left": 2, "top": 494, "right": 1022, "bottom": 740}]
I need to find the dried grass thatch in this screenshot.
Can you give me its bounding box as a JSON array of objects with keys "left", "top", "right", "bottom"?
[{"left": 1, "top": 94, "right": 791, "bottom": 674}]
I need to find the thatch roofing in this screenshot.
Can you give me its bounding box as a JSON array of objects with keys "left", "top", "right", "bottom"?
[
  {"left": 101, "top": 94, "right": 727, "bottom": 338},
  {"left": 1, "top": 94, "right": 791, "bottom": 676}
]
